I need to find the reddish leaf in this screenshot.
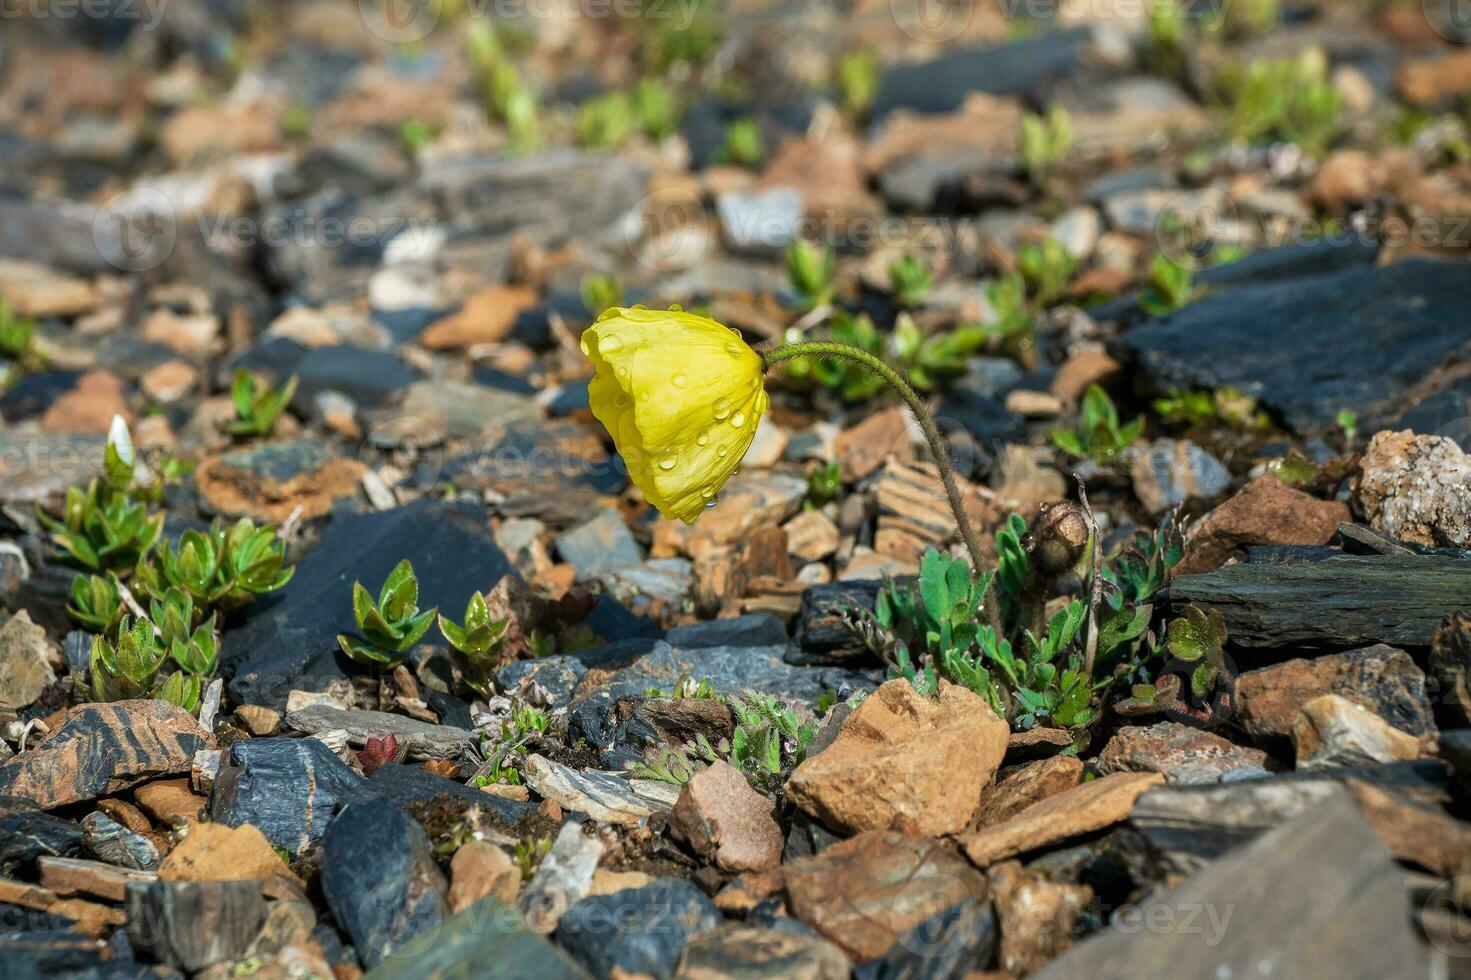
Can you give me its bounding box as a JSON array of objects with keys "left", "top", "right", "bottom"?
[{"left": 357, "top": 733, "right": 401, "bottom": 775}]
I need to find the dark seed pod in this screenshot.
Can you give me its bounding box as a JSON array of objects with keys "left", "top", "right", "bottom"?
[{"left": 1029, "top": 501, "right": 1090, "bottom": 576}]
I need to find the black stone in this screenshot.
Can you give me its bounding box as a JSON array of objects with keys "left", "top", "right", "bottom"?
[
  {"left": 793, "top": 581, "right": 884, "bottom": 661},
  {"left": 208, "top": 737, "right": 369, "bottom": 855},
  {"left": 321, "top": 797, "right": 448, "bottom": 970},
  {"left": 0, "top": 930, "right": 106, "bottom": 979},
  {"left": 289, "top": 344, "right": 418, "bottom": 413},
  {"left": 556, "top": 877, "right": 720, "bottom": 980},
  {"left": 125, "top": 880, "right": 265, "bottom": 973},
  {"left": 1121, "top": 258, "right": 1471, "bottom": 431},
  {"left": 1166, "top": 553, "right": 1471, "bottom": 650},
  {"left": 0, "top": 370, "right": 80, "bottom": 424},
  {"left": 871, "top": 30, "right": 1091, "bottom": 119},
  {"left": 853, "top": 897, "right": 998, "bottom": 980},
  {"left": 0, "top": 797, "right": 84, "bottom": 878},
  {"left": 366, "top": 763, "right": 535, "bottom": 825},
  {"left": 222, "top": 499, "right": 515, "bottom": 707},
  {"left": 437, "top": 421, "right": 628, "bottom": 524}
]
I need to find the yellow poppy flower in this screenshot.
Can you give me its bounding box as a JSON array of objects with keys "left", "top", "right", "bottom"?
[{"left": 582, "top": 306, "right": 770, "bottom": 523}]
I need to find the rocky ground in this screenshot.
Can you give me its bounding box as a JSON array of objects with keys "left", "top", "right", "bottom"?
[{"left": 1, "top": 1, "right": 1471, "bottom": 977}]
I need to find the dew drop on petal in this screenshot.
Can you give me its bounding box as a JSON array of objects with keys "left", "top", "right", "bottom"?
[
  {"left": 617, "top": 366, "right": 629, "bottom": 380},
  {"left": 725, "top": 342, "right": 743, "bottom": 358},
  {"left": 716, "top": 446, "right": 728, "bottom": 458},
  {"left": 713, "top": 398, "right": 731, "bottom": 421},
  {"left": 672, "top": 372, "right": 687, "bottom": 388},
  {"left": 696, "top": 432, "right": 709, "bottom": 447},
  {"left": 598, "top": 334, "right": 623, "bottom": 354},
  {"left": 659, "top": 454, "right": 677, "bottom": 471},
  {"left": 705, "top": 497, "right": 718, "bottom": 509},
  {"left": 700, "top": 486, "right": 713, "bottom": 498},
  {"left": 615, "top": 392, "right": 630, "bottom": 408},
  {"left": 731, "top": 410, "right": 746, "bottom": 428}
]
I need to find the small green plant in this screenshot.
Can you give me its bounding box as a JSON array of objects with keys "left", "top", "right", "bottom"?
[
  {"left": 1016, "top": 238, "right": 1077, "bottom": 309},
  {"left": 1139, "top": 254, "right": 1197, "bottom": 316},
  {"left": 1153, "top": 386, "right": 1267, "bottom": 432},
  {"left": 837, "top": 49, "right": 879, "bottom": 120},
  {"left": 1051, "top": 385, "right": 1144, "bottom": 465},
  {"left": 1336, "top": 408, "right": 1359, "bottom": 448},
  {"left": 628, "top": 743, "right": 706, "bottom": 785},
  {"left": 580, "top": 274, "right": 623, "bottom": 318},
  {"left": 1142, "top": 0, "right": 1188, "bottom": 78},
  {"left": 1019, "top": 106, "right": 1073, "bottom": 185},
  {"left": 279, "top": 104, "right": 312, "bottom": 141},
  {"left": 890, "top": 314, "right": 989, "bottom": 391},
  {"left": 1166, "top": 603, "right": 1229, "bottom": 701},
  {"left": 227, "top": 369, "right": 298, "bottom": 438},
  {"left": 785, "top": 239, "right": 836, "bottom": 309},
  {"left": 977, "top": 274, "right": 1037, "bottom": 369},
  {"left": 1221, "top": 50, "right": 1343, "bottom": 158},
  {"left": 720, "top": 117, "right": 763, "bottom": 168},
  {"left": 514, "top": 836, "right": 552, "bottom": 881},
  {"left": 0, "top": 299, "right": 42, "bottom": 373},
  {"left": 89, "top": 617, "right": 166, "bottom": 703},
  {"left": 337, "top": 560, "right": 437, "bottom": 670},
  {"left": 37, "top": 420, "right": 163, "bottom": 573},
  {"left": 726, "top": 692, "right": 818, "bottom": 789},
  {"left": 644, "top": 673, "right": 717, "bottom": 700},
  {"left": 68, "top": 573, "right": 124, "bottom": 634},
  {"left": 437, "top": 591, "right": 509, "bottom": 699},
  {"left": 805, "top": 459, "right": 842, "bottom": 509},
  {"left": 465, "top": 24, "right": 541, "bottom": 153},
  {"left": 631, "top": 77, "right": 680, "bottom": 141},
  {"left": 888, "top": 254, "right": 933, "bottom": 309},
  {"left": 134, "top": 518, "right": 293, "bottom": 611},
  {"left": 399, "top": 118, "right": 436, "bottom": 156},
  {"left": 473, "top": 703, "right": 550, "bottom": 786},
  {"left": 575, "top": 91, "right": 634, "bottom": 150}
]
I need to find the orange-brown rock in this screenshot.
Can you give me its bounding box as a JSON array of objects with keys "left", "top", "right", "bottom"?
[
  {"left": 959, "top": 771, "right": 1164, "bottom": 867},
  {"left": 157, "top": 822, "right": 295, "bottom": 883},
  {"left": 786, "top": 678, "right": 1008, "bottom": 837},
  {"left": 989, "top": 859, "right": 1092, "bottom": 974},
  {"left": 975, "top": 755, "right": 1084, "bottom": 828},
  {"left": 670, "top": 760, "right": 783, "bottom": 872},
  {"left": 1177, "top": 475, "right": 1348, "bottom": 575},
  {"left": 418, "top": 285, "right": 539, "bottom": 350},
  {"left": 447, "top": 840, "right": 520, "bottom": 912}
]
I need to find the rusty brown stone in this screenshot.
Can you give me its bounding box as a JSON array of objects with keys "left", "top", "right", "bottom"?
[
  {"left": 959, "top": 772, "right": 1164, "bottom": 867},
  {"left": 1177, "top": 475, "right": 1349, "bottom": 575}
]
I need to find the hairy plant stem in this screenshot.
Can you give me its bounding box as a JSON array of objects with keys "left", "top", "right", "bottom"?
[{"left": 763, "top": 341, "right": 997, "bottom": 627}]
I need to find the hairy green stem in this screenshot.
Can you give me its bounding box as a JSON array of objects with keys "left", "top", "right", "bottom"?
[{"left": 763, "top": 341, "right": 997, "bottom": 624}]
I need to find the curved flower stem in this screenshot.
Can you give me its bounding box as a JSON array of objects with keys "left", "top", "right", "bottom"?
[{"left": 763, "top": 341, "right": 997, "bottom": 621}]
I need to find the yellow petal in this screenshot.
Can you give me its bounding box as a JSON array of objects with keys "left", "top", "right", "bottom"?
[{"left": 582, "top": 307, "right": 768, "bottom": 523}]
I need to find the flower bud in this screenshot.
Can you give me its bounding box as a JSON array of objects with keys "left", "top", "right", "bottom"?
[{"left": 1029, "top": 501, "right": 1089, "bottom": 576}]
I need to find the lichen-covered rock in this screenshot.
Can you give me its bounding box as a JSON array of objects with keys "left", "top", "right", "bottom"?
[{"left": 1358, "top": 430, "right": 1471, "bottom": 548}]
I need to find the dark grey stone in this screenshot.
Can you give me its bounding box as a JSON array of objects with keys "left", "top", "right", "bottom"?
[
  {"left": 80, "top": 812, "right": 158, "bottom": 871},
  {"left": 288, "top": 344, "right": 417, "bottom": 413},
  {"left": 793, "top": 580, "right": 884, "bottom": 661},
  {"left": 0, "top": 797, "right": 84, "bottom": 878},
  {"left": 366, "top": 763, "right": 535, "bottom": 825},
  {"left": 666, "top": 614, "right": 788, "bottom": 649},
  {"left": 208, "top": 737, "right": 368, "bottom": 855},
  {"left": 853, "top": 897, "right": 997, "bottom": 980},
  {"left": 556, "top": 508, "right": 643, "bottom": 582},
  {"left": 556, "top": 878, "right": 720, "bottom": 980},
  {"left": 222, "top": 499, "right": 515, "bottom": 707},
  {"left": 125, "top": 880, "right": 265, "bottom": 973},
  {"left": 1122, "top": 258, "right": 1471, "bottom": 431},
  {"left": 368, "top": 895, "right": 589, "bottom": 979},
  {"left": 871, "top": 30, "right": 1091, "bottom": 119},
  {"left": 321, "top": 797, "right": 448, "bottom": 970}
]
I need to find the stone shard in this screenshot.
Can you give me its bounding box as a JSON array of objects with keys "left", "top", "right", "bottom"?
[
  {"left": 669, "top": 760, "right": 783, "bottom": 872},
  {"left": 1293, "top": 694, "right": 1424, "bottom": 770},
  {"left": 557, "top": 877, "right": 721, "bottom": 980},
  {"left": 1177, "top": 475, "right": 1350, "bottom": 575},
  {"left": 1235, "top": 644, "right": 1436, "bottom": 739},
  {"left": 959, "top": 772, "right": 1165, "bottom": 867},
  {"left": 125, "top": 880, "right": 266, "bottom": 973}
]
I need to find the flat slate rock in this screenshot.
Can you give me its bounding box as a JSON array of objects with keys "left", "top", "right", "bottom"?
[
  {"left": 1122, "top": 259, "right": 1471, "bottom": 432},
  {"left": 0, "top": 797, "right": 85, "bottom": 877},
  {"left": 208, "top": 737, "right": 369, "bottom": 855},
  {"left": 365, "top": 762, "right": 535, "bottom": 825},
  {"left": 0, "top": 700, "right": 211, "bottom": 809},
  {"left": 871, "top": 30, "right": 1091, "bottom": 118},
  {"left": 285, "top": 705, "right": 472, "bottom": 760},
  {"left": 1036, "top": 792, "right": 1428, "bottom": 979},
  {"left": 1167, "top": 553, "right": 1471, "bottom": 650},
  {"left": 288, "top": 344, "right": 418, "bottom": 412},
  {"left": 125, "top": 880, "right": 265, "bottom": 973},
  {"left": 222, "top": 498, "right": 515, "bottom": 707},
  {"left": 366, "top": 895, "right": 589, "bottom": 979},
  {"left": 521, "top": 755, "right": 671, "bottom": 826},
  {"left": 322, "top": 797, "right": 448, "bottom": 970}
]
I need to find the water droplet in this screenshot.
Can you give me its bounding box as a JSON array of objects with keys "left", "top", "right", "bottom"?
[
  {"left": 716, "top": 446, "right": 728, "bottom": 458},
  {"left": 598, "top": 334, "right": 623, "bottom": 354},
  {"left": 671, "top": 372, "right": 687, "bottom": 388},
  {"left": 617, "top": 366, "right": 629, "bottom": 379},
  {"left": 725, "top": 342, "right": 743, "bottom": 358},
  {"left": 713, "top": 398, "right": 731, "bottom": 421},
  {"left": 696, "top": 432, "right": 709, "bottom": 447},
  {"left": 669, "top": 303, "right": 684, "bottom": 312},
  {"left": 700, "top": 486, "right": 713, "bottom": 498},
  {"left": 730, "top": 327, "right": 743, "bottom": 339},
  {"left": 705, "top": 497, "right": 718, "bottom": 509},
  {"left": 731, "top": 466, "right": 741, "bottom": 477},
  {"left": 615, "top": 392, "right": 630, "bottom": 408},
  {"left": 731, "top": 410, "right": 746, "bottom": 428},
  {"left": 658, "top": 455, "right": 677, "bottom": 471}
]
